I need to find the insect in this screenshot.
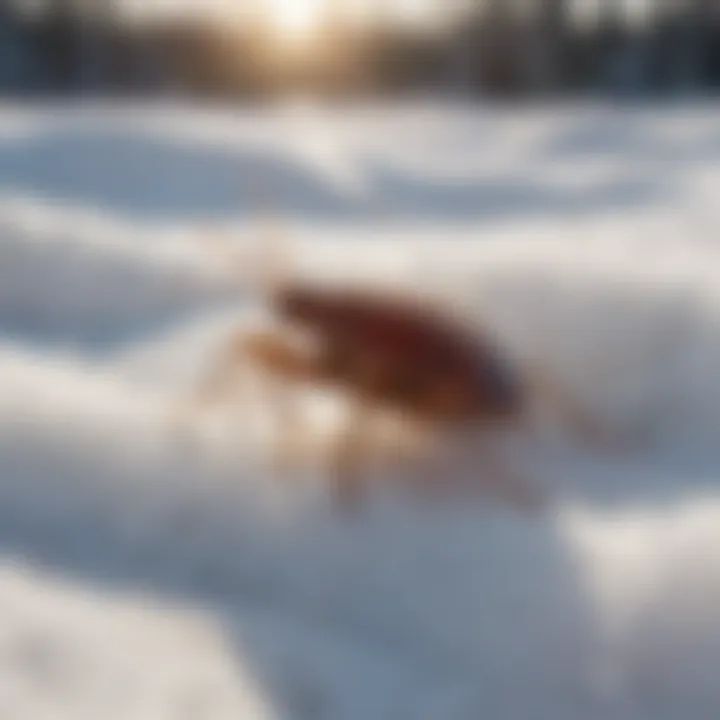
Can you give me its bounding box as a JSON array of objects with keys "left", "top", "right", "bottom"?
[{"left": 181, "top": 211, "right": 616, "bottom": 513}]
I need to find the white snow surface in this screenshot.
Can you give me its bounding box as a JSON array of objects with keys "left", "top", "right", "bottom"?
[{"left": 1, "top": 101, "right": 720, "bottom": 719}]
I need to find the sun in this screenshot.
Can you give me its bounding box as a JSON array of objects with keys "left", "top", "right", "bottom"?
[{"left": 267, "top": 0, "right": 327, "bottom": 38}]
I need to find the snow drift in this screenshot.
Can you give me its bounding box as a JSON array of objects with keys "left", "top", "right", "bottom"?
[{"left": 1, "top": 102, "right": 720, "bottom": 719}]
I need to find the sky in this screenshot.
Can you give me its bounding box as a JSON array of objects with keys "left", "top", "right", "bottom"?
[
  {"left": 15, "top": 0, "right": 651, "bottom": 34},
  {"left": 117, "top": 0, "right": 651, "bottom": 29},
  {"left": 120, "top": 0, "right": 447, "bottom": 26}
]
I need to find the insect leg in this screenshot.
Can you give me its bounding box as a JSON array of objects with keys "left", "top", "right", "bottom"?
[
  {"left": 458, "top": 428, "right": 546, "bottom": 513},
  {"left": 329, "top": 398, "right": 375, "bottom": 513}
]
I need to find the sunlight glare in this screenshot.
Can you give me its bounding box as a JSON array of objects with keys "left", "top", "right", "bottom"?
[{"left": 268, "top": 0, "right": 327, "bottom": 38}]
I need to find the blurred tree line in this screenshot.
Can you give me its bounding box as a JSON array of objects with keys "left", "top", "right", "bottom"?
[{"left": 1, "top": 0, "right": 719, "bottom": 98}]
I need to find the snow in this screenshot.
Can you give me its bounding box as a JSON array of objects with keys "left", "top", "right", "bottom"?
[{"left": 1, "top": 100, "right": 720, "bottom": 718}]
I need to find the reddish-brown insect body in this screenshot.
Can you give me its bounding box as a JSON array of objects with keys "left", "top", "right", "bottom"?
[{"left": 273, "top": 284, "right": 522, "bottom": 425}]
